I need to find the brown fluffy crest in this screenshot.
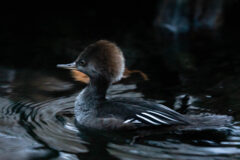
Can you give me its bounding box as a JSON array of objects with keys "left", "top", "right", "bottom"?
[{"left": 83, "top": 40, "right": 125, "bottom": 82}]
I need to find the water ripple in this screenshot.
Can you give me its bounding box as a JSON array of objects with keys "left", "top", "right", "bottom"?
[{"left": 1, "top": 82, "right": 240, "bottom": 159}]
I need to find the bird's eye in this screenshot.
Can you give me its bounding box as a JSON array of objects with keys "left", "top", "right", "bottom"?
[{"left": 78, "top": 59, "right": 86, "bottom": 66}]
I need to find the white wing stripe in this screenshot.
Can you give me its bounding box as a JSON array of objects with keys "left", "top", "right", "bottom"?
[
  {"left": 136, "top": 114, "right": 159, "bottom": 125},
  {"left": 147, "top": 110, "right": 178, "bottom": 122},
  {"left": 123, "top": 118, "right": 134, "bottom": 123},
  {"left": 132, "top": 120, "right": 141, "bottom": 124},
  {"left": 158, "top": 104, "right": 176, "bottom": 112},
  {"left": 141, "top": 112, "right": 168, "bottom": 124}
]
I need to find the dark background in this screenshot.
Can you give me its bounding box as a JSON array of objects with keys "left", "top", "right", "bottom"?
[
  {"left": 1, "top": 1, "right": 240, "bottom": 69},
  {"left": 0, "top": 1, "right": 158, "bottom": 68}
]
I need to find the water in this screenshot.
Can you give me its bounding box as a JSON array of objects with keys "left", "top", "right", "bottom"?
[{"left": 1, "top": 58, "right": 240, "bottom": 160}]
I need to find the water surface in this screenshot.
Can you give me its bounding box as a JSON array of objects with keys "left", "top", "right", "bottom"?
[{"left": 1, "top": 60, "right": 240, "bottom": 160}]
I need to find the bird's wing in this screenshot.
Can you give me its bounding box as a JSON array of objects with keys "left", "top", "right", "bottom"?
[
  {"left": 123, "top": 109, "right": 186, "bottom": 126},
  {"left": 107, "top": 97, "right": 188, "bottom": 127}
]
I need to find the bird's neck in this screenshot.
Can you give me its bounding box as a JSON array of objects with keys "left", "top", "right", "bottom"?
[
  {"left": 77, "top": 76, "right": 111, "bottom": 105},
  {"left": 89, "top": 76, "right": 110, "bottom": 99}
]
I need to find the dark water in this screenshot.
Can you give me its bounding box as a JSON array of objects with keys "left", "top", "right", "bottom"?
[{"left": 1, "top": 47, "right": 240, "bottom": 160}]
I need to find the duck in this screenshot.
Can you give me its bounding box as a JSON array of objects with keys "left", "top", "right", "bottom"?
[{"left": 57, "top": 40, "right": 189, "bottom": 130}]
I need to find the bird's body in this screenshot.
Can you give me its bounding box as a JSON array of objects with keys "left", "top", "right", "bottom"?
[
  {"left": 74, "top": 87, "right": 188, "bottom": 130},
  {"left": 57, "top": 40, "right": 191, "bottom": 130}
]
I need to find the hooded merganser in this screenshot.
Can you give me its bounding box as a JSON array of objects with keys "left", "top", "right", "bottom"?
[{"left": 57, "top": 40, "right": 188, "bottom": 130}]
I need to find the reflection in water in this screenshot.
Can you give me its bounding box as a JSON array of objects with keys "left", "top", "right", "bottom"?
[
  {"left": 0, "top": 66, "right": 240, "bottom": 160},
  {"left": 71, "top": 68, "right": 149, "bottom": 84}
]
